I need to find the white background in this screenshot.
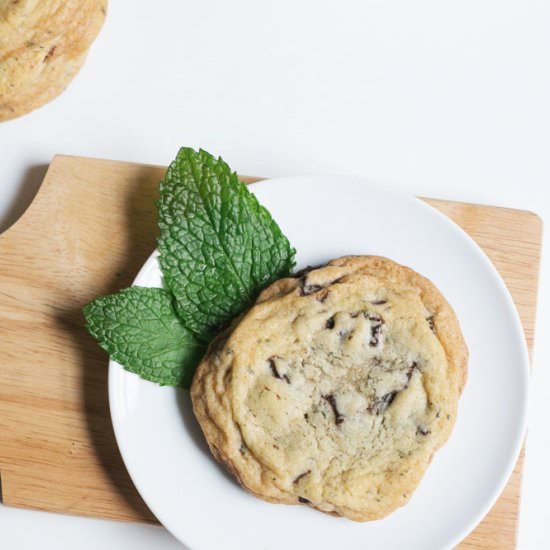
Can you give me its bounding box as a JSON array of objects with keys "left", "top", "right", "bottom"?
[{"left": 0, "top": 1, "right": 548, "bottom": 548}]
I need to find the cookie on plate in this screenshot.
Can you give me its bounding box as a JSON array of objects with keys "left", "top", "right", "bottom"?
[
  {"left": 0, "top": 0, "right": 107, "bottom": 121},
  {"left": 191, "top": 256, "right": 468, "bottom": 521}
]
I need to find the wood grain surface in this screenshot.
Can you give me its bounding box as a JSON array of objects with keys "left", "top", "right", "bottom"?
[{"left": 0, "top": 155, "right": 542, "bottom": 548}]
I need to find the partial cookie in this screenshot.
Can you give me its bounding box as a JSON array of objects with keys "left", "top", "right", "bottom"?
[
  {"left": 0, "top": 0, "right": 107, "bottom": 121},
  {"left": 191, "top": 256, "right": 468, "bottom": 521}
]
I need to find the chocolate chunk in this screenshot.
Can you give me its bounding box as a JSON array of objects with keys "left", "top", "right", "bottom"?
[
  {"left": 368, "top": 362, "right": 417, "bottom": 415},
  {"left": 298, "top": 275, "right": 324, "bottom": 296},
  {"left": 365, "top": 313, "right": 384, "bottom": 346},
  {"left": 326, "top": 316, "right": 335, "bottom": 329},
  {"left": 267, "top": 357, "right": 281, "bottom": 379},
  {"left": 426, "top": 315, "right": 435, "bottom": 332},
  {"left": 268, "top": 358, "right": 291, "bottom": 384},
  {"left": 406, "top": 362, "right": 418, "bottom": 383},
  {"left": 369, "top": 391, "right": 396, "bottom": 415},
  {"left": 293, "top": 470, "right": 311, "bottom": 484},
  {"left": 298, "top": 497, "right": 310, "bottom": 504},
  {"left": 268, "top": 357, "right": 290, "bottom": 384},
  {"left": 371, "top": 299, "right": 387, "bottom": 305},
  {"left": 380, "top": 391, "right": 396, "bottom": 409},
  {"left": 417, "top": 425, "right": 431, "bottom": 436},
  {"left": 366, "top": 313, "right": 382, "bottom": 323},
  {"left": 323, "top": 394, "right": 345, "bottom": 425},
  {"left": 369, "top": 323, "right": 383, "bottom": 346},
  {"left": 301, "top": 283, "right": 323, "bottom": 296}
]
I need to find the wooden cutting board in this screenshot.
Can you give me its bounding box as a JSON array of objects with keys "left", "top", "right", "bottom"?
[{"left": 0, "top": 155, "right": 542, "bottom": 548}]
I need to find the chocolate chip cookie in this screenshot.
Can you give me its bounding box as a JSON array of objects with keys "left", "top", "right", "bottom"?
[
  {"left": 191, "top": 256, "right": 468, "bottom": 521},
  {"left": 0, "top": 0, "right": 107, "bottom": 121}
]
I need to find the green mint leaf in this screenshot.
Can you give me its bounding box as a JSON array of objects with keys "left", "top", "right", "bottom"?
[
  {"left": 157, "top": 148, "right": 296, "bottom": 340},
  {"left": 83, "top": 287, "right": 205, "bottom": 388}
]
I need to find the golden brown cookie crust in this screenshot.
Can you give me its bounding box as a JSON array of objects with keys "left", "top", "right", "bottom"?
[
  {"left": 192, "top": 256, "right": 468, "bottom": 521},
  {"left": 0, "top": 0, "right": 107, "bottom": 121}
]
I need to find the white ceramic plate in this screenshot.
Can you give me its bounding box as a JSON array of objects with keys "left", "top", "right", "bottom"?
[{"left": 109, "top": 176, "right": 528, "bottom": 550}]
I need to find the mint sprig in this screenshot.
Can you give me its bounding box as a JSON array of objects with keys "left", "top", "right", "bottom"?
[
  {"left": 158, "top": 148, "right": 296, "bottom": 340},
  {"left": 84, "top": 287, "right": 205, "bottom": 388},
  {"left": 84, "top": 148, "right": 296, "bottom": 387}
]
